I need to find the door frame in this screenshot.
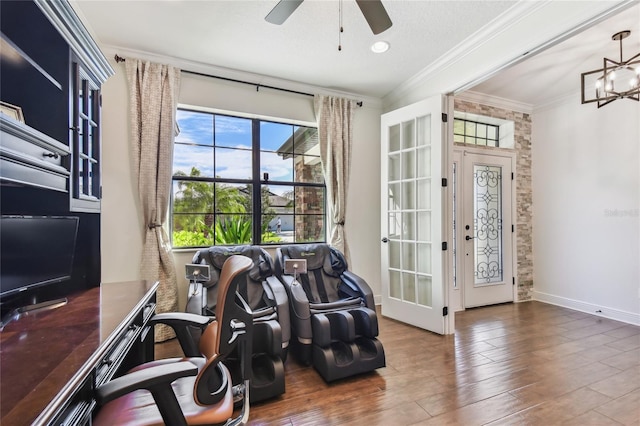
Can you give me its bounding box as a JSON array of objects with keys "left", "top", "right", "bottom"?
[{"left": 449, "top": 145, "right": 517, "bottom": 313}]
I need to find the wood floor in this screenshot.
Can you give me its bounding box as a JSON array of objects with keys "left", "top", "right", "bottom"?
[{"left": 156, "top": 301, "right": 640, "bottom": 425}]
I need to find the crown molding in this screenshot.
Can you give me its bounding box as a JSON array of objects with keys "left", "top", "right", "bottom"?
[
  {"left": 37, "top": 0, "right": 113, "bottom": 83},
  {"left": 386, "top": 1, "right": 549, "bottom": 105},
  {"left": 455, "top": 91, "right": 534, "bottom": 114}
]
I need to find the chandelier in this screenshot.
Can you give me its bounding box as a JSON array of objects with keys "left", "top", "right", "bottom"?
[{"left": 581, "top": 30, "right": 640, "bottom": 108}]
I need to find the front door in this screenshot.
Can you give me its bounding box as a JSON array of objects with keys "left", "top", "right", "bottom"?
[
  {"left": 380, "top": 95, "right": 448, "bottom": 334},
  {"left": 454, "top": 148, "right": 514, "bottom": 308}
]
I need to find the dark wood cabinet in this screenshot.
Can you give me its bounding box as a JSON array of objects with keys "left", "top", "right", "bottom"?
[
  {"left": 0, "top": 1, "right": 113, "bottom": 311},
  {"left": 0, "top": 0, "right": 113, "bottom": 208}
]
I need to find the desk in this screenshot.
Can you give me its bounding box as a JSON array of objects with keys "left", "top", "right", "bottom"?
[{"left": 0, "top": 280, "right": 158, "bottom": 425}]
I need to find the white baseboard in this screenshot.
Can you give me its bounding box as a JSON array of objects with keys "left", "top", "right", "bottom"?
[
  {"left": 374, "top": 294, "right": 382, "bottom": 306},
  {"left": 533, "top": 291, "right": 640, "bottom": 326}
]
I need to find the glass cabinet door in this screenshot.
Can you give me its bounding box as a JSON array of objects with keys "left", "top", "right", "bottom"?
[{"left": 70, "top": 58, "right": 101, "bottom": 211}]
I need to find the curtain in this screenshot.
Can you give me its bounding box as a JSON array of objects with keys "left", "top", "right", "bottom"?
[
  {"left": 314, "top": 95, "right": 357, "bottom": 262},
  {"left": 126, "top": 60, "right": 181, "bottom": 342}
]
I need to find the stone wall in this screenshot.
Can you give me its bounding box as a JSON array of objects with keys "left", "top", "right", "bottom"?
[{"left": 454, "top": 99, "right": 533, "bottom": 301}]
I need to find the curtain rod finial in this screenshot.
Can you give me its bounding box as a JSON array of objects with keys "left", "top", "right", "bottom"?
[{"left": 114, "top": 54, "right": 126, "bottom": 63}]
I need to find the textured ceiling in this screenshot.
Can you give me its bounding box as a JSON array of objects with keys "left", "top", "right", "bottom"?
[
  {"left": 72, "top": 0, "right": 515, "bottom": 98},
  {"left": 72, "top": 1, "right": 639, "bottom": 106}
]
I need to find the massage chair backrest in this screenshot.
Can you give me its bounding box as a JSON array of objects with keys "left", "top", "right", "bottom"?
[
  {"left": 278, "top": 244, "right": 348, "bottom": 303},
  {"left": 192, "top": 245, "right": 274, "bottom": 310},
  {"left": 196, "top": 255, "right": 253, "bottom": 405}
]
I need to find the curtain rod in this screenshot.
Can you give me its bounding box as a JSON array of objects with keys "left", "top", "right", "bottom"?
[{"left": 114, "top": 55, "right": 363, "bottom": 107}]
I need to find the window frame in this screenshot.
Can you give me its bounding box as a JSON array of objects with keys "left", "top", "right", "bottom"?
[
  {"left": 453, "top": 118, "right": 500, "bottom": 147},
  {"left": 171, "top": 107, "right": 326, "bottom": 248}
]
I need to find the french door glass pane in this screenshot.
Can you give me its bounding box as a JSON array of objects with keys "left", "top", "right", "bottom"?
[
  {"left": 416, "top": 243, "right": 432, "bottom": 274},
  {"left": 402, "top": 242, "right": 415, "bottom": 270},
  {"left": 389, "top": 241, "right": 401, "bottom": 269},
  {"left": 402, "top": 120, "right": 415, "bottom": 149},
  {"left": 416, "top": 115, "right": 430, "bottom": 146},
  {"left": 388, "top": 183, "right": 401, "bottom": 211},
  {"left": 401, "top": 181, "right": 415, "bottom": 209},
  {"left": 402, "top": 272, "right": 416, "bottom": 303},
  {"left": 389, "top": 270, "right": 401, "bottom": 299},
  {"left": 416, "top": 212, "right": 431, "bottom": 241},
  {"left": 417, "top": 147, "right": 431, "bottom": 177},
  {"left": 416, "top": 179, "right": 431, "bottom": 209},
  {"left": 417, "top": 275, "right": 432, "bottom": 307},
  {"left": 402, "top": 212, "right": 415, "bottom": 240},
  {"left": 388, "top": 212, "right": 400, "bottom": 239},
  {"left": 389, "top": 153, "right": 401, "bottom": 181},
  {"left": 402, "top": 149, "right": 415, "bottom": 179}
]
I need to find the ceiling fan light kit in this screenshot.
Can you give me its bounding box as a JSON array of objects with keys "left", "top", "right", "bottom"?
[{"left": 581, "top": 30, "right": 640, "bottom": 108}]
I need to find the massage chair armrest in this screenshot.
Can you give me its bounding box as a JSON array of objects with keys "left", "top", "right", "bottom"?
[
  {"left": 266, "top": 276, "right": 291, "bottom": 349},
  {"left": 341, "top": 271, "right": 375, "bottom": 310},
  {"left": 185, "top": 282, "right": 207, "bottom": 316},
  {"left": 150, "top": 312, "right": 214, "bottom": 357},
  {"left": 96, "top": 361, "right": 198, "bottom": 426},
  {"left": 283, "top": 279, "right": 312, "bottom": 341}
]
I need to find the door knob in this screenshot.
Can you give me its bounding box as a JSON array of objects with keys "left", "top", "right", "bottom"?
[
  {"left": 381, "top": 237, "right": 389, "bottom": 243},
  {"left": 465, "top": 235, "right": 474, "bottom": 241}
]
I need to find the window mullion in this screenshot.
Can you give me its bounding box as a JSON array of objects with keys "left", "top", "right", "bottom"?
[{"left": 252, "top": 119, "right": 261, "bottom": 244}]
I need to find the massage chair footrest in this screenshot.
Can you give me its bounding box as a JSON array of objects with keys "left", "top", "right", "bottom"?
[{"left": 311, "top": 336, "right": 385, "bottom": 382}]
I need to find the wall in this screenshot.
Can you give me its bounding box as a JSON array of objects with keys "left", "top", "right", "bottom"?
[
  {"left": 100, "top": 57, "right": 382, "bottom": 310},
  {"left": 454, "top": 98, "right": 534, "bottom": 301},
  {"left": 532, "top": 95, "right": 639, "bottom": 324}
]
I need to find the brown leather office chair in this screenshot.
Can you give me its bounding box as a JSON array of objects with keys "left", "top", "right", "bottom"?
[{"left": 93, "top": 255, "right": 254, "bottom": 426}]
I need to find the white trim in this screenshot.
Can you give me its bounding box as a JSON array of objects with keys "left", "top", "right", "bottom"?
[
  {"left": 36, "top": 0, "right": 113, "bottom": 83},
  {"left": 387, "top": 1, "right": 548, "bottom": 104},
  {"left": 534, "top": 290, "right": 640, "bottom": 326},
  {"left": 456, "top": 91, "right": 533, "bottom": 115}
]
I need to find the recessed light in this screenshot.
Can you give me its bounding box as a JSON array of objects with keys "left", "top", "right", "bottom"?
[{"left": 371, "top": 41, "right": 390, "bottom": 53}]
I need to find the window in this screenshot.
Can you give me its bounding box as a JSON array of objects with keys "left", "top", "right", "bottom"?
[
  {"left": 453, "top": 118, "right": 500, "bottom": 147},
  {"left": 171, "top": 108, "right": 325, "bottom": 248}
]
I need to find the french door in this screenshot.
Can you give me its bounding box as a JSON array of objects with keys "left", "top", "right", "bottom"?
[{"left": 380, "top": 95, "right": 448, "bottom": 334}]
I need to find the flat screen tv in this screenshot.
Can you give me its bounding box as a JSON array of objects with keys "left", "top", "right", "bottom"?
[{"left": 1, "top": 215, "right": 79, "bottom": 319}]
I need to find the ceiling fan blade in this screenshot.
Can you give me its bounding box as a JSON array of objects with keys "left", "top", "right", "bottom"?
[
  {"left": 265, "top": 0, "right": 304, "bottom": 25},
  {"left": 355, "top": 0, "right": 392, "bottom": 35}
]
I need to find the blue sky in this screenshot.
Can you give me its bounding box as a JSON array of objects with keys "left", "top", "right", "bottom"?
[{"left": 173, "top": 109, "right": 302, "bottom": 184}]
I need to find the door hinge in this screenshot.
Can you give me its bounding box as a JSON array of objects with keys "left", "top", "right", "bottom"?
[
  {"left": 442, "top": 178, "right": 448, "bottom": 187},
  {"left": 511, "top": 172, "right": 514, "bottom": 180},
  {"left": 442, "top": 242, "right": 448, "bottom": 251},
  {"left": 443, "top": 306, "right": 448, "bottom": 316},
  {"left": 512, "top": 277, "right": 515, "bottom": 285},
  {"left": 512, "top": 224, "right": 515, "bottom": 233},
  {"left": 442, "top": 113, "right": 448, "bottom": 123}
]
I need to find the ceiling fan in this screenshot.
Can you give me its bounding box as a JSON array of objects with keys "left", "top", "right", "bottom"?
[{"left": 265, "top": 0, "right": 393, "bottom": 35}]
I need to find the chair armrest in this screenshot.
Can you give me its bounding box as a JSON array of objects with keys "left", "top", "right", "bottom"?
[
  {"left": 342, "top": 271, "right": 375, "bottom": 310},
  {"left": 95, "top": 361, "right": 197, "bottom": 426},
  {"left": 150, "top": 313, "right": 213, "bottom": 357},
  {"left": 266, "top": 276, "right": 291, "bottom": 349},
  {"left": 284, "top": 279, "right": 312, "bottom": 341},
  {"left": 96, "top": 361, "right": 198, "bottom": 404}
]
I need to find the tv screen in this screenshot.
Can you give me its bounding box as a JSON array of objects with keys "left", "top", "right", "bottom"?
[{"left": 0, "top": 215, "right": 79, "bottom": 298}]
